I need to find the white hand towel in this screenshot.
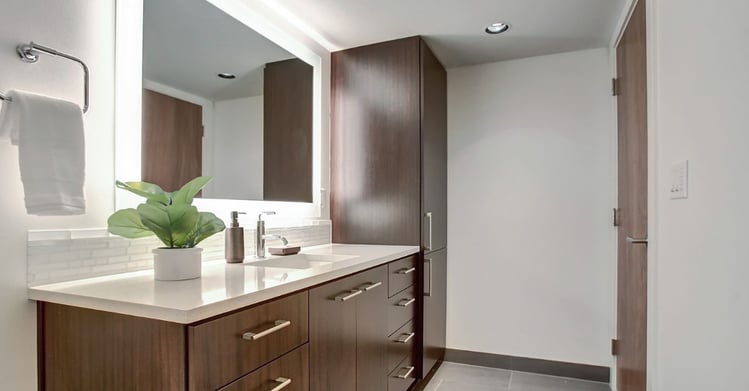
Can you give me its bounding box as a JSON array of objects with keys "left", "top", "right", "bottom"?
[{"left": 0, "top": 90, "right": 85, "bottom": 215}]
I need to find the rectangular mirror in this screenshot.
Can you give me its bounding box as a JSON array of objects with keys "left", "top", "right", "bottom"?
[{"left": 140, "top": 0, "right": 313, "bottom": 202}]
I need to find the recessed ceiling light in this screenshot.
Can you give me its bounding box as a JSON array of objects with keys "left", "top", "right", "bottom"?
[
  {"left": 485, "top": 22, "right": 510, "bottom": 35},
  {"left": 217, "top": 73, "right": 236, "bottom": 79}
]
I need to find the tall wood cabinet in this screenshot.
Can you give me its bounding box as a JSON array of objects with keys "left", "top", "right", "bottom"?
[{"left": 331, "top": 36, "right": 448, "bottom": 382}]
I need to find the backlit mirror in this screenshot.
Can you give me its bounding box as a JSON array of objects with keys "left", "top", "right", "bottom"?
[{"left": 141, "top": 0, "right": 313, "bottom": 202}]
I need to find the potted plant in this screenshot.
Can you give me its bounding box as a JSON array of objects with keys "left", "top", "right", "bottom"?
[{"left": 107, "top": 176, "right": 226, "bottom": 281}]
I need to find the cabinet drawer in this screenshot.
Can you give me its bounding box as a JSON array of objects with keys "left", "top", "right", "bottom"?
[
  {"left": 189, "top": 291, "right": 309, "bottom": 391},
  {"left": 388, "top": 320, "right": 415, "bottom": 374},
  {"left": 220, "top": 344, "right": 309, "bottom": 391},
  {"left": 388, "top": 255, "right": 417, "bottom": 297},
  {"left": 388, "top": 354, "right": 416, "bottom": 391},
  {"left": 388, "top": 285, "right": 416, "bottom": 335}
]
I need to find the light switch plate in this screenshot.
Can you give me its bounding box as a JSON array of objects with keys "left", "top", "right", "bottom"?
[{"left": 670, "top": 160, "right": 688, "bottom": 199}]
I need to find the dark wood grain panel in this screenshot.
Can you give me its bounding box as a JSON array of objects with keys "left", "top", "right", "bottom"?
[
  {"left": 420, "top": 40, "right": 448, "bottom": 253},
  {"left": 309, "top": 272, "right": 362, "bottom": 391},
  {"left": 220, "top": 344, "right": 309, "bottom": 391},
  {"left": 41, "top": 302, "right": 185, "bottom": 391},
  {"left": 142, "top": 88, "right": 202, "bottom": 191},
  {"left": 309, "top": 265, "right": 389, "bottom": 391},
  {"left": 388, "top": 354, "right": 416, "bottom": 391},
  {"left": 388, "top": 320, "right": 416, "bottom": 374},
  {"left": 616, "top": 1, "right": 648, "bottom": 391},
  {"left": 388, "top": 254, "right": 417, "bottom": 297},
  {"left": 422, "top": 249, "right": 447, "bottom": 377},
  {"left": 263, "top": 58, "right": 313, "bottom": 202},
  {"left": 188, "top": 291, "right": 309, "bottom": 391},
  {"left": 331, "top": 37, "right": 422, "bottom": 245},
  {"left": 388, "top": 284, "right": 416, "bottom": 336},
  {"left": 355, "top": 266, "right": 389, "bottom": 391}
]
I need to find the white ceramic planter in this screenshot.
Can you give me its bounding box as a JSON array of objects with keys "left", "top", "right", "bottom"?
[{"left": 152, "top": 247, "right": 203, "bottom": 281}]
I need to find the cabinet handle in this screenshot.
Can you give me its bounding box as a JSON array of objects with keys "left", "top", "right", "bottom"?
[
  {"left": 424, "top": 258, "right": 432, "bottom": 297},
  {"left": 626, "top": 236, "right": 648, "bottom": 245},
  {"left": 425, "top": 212, "right": 433, "bottom": 251},
  {"left": 394, "top": 366, "right": 415, "bottom": 379},
  {"left": 360, "top": 281, "right": 383, "bottom": 291},
  {"left": 242, "top": 320, "right": 291, "bottom": 341},
  {"left": 270, "top": 377, "right": 291, "bottom": 391},
  {"left": 397, "top": 297, "right": 415, "bottom": 307},
  {"left": 397, "top": 267, "right": 416, "bottom": 275},
  {"left": 334, "top": 289, "right": 362, "bottom": 301},
  {"left": 396, "top": 332, "right": 416, "bottom": 344}
]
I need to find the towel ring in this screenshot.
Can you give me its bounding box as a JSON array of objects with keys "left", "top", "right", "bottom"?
[{"left": 0, "top": 42, "right": 90, "bottom": 113}]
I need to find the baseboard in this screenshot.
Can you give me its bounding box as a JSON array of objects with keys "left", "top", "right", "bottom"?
[{"left": 444, "top": 349, "right": 610, "bottom": 383}]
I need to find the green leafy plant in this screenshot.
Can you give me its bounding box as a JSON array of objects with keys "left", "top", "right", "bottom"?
[{"left": 108, "top": 176, "right": 226, "bottom": 248}]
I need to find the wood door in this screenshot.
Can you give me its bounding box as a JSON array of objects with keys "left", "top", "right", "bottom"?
[
  {"left": 263, "top": 58, "right": 313, "bottom": 202},
  {"left": 420, "top": 39, "right": 448, "bottom": 253},
  {"left": 309, "top": 271, "right": 370, "bottom": 391},
  {"left": 422, "top": 249, "right": 447, "bottom": 377},
  {"left": 355, "top": 266, "right": 389, "bottom": 391},
  {"left": 616, "top": 1, "right": 648, "bottom": 390},
  {"left": 331, "top": 37, "right": 422, "bottom": 246},
  {"left": 141, "top": 89, "right": 202, "bottom": 191}
]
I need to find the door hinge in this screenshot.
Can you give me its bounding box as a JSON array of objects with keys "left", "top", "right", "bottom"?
[
  {"left": 612, "top": 78, "right": 620, "bottom": 96},
  {"left": 613, "top": 208, "right": 621, "bottom": 227},
  {"left": 611, "top": 339, "right": 620, "bottom": 356}
]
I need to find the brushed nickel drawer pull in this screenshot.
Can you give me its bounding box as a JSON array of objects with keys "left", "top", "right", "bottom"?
[
  {"left": 334, "top": 289, "right": 363, "bottom": 301},
  {"left": 397, "top": 297, "right": 416, "bottom": 307},
  {"left": 397, "top": 267, "right": 416, "bottom": 275},
  {"left": 626, "top": 236, "right": 648, "bottom": 244},
  {"left": 242, "top": 320, "right": 291, "bottom": 341},
  {"left": 395, "top": 366, "right": 415, "bottom": 379},
  {"left": 425, "top": 212, "right": 433, "bottom": 251},
  {"left": 270, "top": 377, "right": 291, "bottom": 391},
  {"left": 361, "top": 281, "right": 383, "bottom": 291},
  {"left": 396, "top": 332, "right": 415, "bottom": 343}
]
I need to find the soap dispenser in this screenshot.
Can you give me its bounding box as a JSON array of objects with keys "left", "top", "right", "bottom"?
[{"left": 225, "top": 211, "right": 246, "bottom": 263}]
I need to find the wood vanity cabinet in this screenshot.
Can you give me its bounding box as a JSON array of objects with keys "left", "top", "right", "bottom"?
[
  {"left": 37, "top": 255, "right": 417, "bottom": 391},
  {"left": 331, "top": 36, "right": 448, "bottom": 383}
]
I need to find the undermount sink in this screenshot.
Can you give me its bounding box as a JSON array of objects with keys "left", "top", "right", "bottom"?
[{"left": 247, "top": 253, "right": 358, "bottom": 269}]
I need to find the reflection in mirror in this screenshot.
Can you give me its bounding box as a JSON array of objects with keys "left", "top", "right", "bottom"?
[{"left": 141, "top": 0, "right": 313, "bottom": 202}]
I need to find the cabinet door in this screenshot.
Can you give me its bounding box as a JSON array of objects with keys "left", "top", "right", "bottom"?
[
  {"left": 309, "top": 275, "right": 359, "bottom": 391},
  {"left": 331, "top": 37, "right": 422, "bottom": 246},
  {"left": 420, "top": 40, "right": 448, "bottom": 252},
  {"left": 310, "top": 267, "right": 388, "bottom": 391},
  {"left": 356, "top": 266, "right": 389, "bottom": 391},
  {"left": 423, "top": 249, "right": 447, "bottom": 375}
]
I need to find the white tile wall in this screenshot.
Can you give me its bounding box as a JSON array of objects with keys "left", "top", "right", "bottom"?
[{"left": 27, "top": 221, "right": 332, "bottom": 286}]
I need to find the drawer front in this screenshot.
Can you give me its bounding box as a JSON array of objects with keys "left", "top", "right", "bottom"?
[
  {"left": 387, "top": 285, "right": 416, "bottom": 335},
  {"left": 220, "top": 344, "right": 309, "bottom": 391},
  {"left": 388, "top": 320, "right": 415, "bottom": 374},
  {"left": 189, "top": 291, "right": 309, "bottom": 391},
  {"left": 388, "top": 254, "right": 417, "bottom": 297},
  {"left": 388, "top": 354, "right": 416, "bottom": 391}
]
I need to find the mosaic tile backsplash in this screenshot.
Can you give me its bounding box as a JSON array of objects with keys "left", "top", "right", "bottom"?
[{"left": 27, "top": 220, "right": 332, "bottom": 286}]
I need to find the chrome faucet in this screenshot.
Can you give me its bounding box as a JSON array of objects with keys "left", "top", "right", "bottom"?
[{"left": 255, "top": 212, "right": 288, "bottom": 258}]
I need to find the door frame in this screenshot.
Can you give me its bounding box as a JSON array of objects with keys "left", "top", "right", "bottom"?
[{"left": 608, "top": 0, "right": 659, "bottom": 390}]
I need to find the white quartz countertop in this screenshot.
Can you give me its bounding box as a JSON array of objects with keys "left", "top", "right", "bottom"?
[{"left": 28, "top": 244, "right": 419, "bottom": 324}]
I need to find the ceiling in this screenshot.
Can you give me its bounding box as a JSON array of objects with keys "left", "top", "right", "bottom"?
[
  {"left": 273, "top": 0, "right": 627, "bottom": 68},
  {"left": 143, "top": 0, "right": 295, "bottom": 101}
]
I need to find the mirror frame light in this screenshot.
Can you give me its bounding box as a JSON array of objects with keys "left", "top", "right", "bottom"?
[{"left": 115, "top": 0, "right": 324, "bottom": 220}]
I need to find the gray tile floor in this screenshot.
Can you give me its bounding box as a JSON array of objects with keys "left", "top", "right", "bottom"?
[{"left": 422, "top": 362, "right": 612, "bottom": 391}]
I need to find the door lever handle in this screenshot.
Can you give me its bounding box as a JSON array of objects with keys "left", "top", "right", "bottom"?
[{"left": 626, "top": 236, "right": 648, "bottom": 244}]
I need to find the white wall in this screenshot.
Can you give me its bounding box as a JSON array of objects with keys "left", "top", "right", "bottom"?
[
  {"left": 211, "top": 96, "right": 264, "bottom": 199},
  {"left": 0, "top": 1, "right": 115, "bottom": 388},
  {"left": 0, "top": 1, "right": 330, "bottom": 388},
  {"left": 447, "top": 48, "right": 614, "bottom": 366},
  {"left": 649, "top": 0, "right": 749, "bottom": 389}
]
